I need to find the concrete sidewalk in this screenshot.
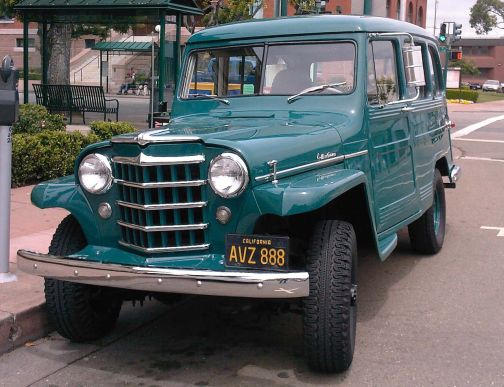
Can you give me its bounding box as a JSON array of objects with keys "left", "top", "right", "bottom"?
[{"left": 0, "top": 186, "right": 67, "bottom": 354}]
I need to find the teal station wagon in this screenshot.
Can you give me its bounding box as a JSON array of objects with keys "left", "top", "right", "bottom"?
[{"left": 18, "top": 15, "right": 460, "bottom": 372}]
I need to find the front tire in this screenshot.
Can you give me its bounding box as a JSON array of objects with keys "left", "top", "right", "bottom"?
[
  {"left": 408, "top": 169, "right": 446, "bottom": 254},
  {"left": 44, "top": 215, "right": 122, "bottom": 342},
  {"left": 303, "top": 220, "right": 357, "bottom": 373}
]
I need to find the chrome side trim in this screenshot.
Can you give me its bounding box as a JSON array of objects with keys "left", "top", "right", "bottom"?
[
  {"left": 255, "top": 150, "right": 368, "bottom": 182},
  {"left": 118, "top": 241, "right": 210, "bottom": 253},
  {"left": 115, "top": 179, "right": 206, "bottom": 188},
  {"left": 117, "top": 200, "right": 207, "bottom": 211},
  {"left": 111, "top": 132, "right": 201, "bottom": 146},
  {"left": 118, "top": 220, "right": 208, "bottom": 232},
  {"left": 113, "top": 154, "right": 204, "bottom": 166},
  {"left": 17, "top": 250, "right": 309, "bottom": 299}
]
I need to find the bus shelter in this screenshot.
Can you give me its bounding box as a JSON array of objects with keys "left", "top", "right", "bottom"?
[{"left": 14, "top": 0, "right": 202, "bottom": 111}]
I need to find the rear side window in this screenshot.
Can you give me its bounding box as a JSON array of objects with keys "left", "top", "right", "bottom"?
[
  {"left": 367, "top": 40, "right": 399, "bottom": 104},
  {"left": 428, "top": 46, "right": 443, "bottom": 96}
]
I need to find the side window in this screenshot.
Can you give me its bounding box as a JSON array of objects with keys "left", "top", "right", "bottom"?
[
  {"left": 407, "top": 44, "right": 428, "bottom": 99},
  {"left": 368, "top": 40, "right": 399, "bottom": 105},
  {"left": 367, "top": 43, "right": 378, "bottom": 104},
  {"left": 428, "top": 46, "right": 442, "bottom": 97}
]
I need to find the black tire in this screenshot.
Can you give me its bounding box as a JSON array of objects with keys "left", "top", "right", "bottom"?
[
  {"left": 44, "top": 215, "right": 122, "bottom": 342},
  {"left": 303, "top": 220, "right": 358, "bottom": 373},
  {"left": 408, "top": 169, "right": 446, "bottom": 254}
]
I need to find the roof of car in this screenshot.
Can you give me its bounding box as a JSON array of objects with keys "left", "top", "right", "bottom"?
[{"left": 188, "top": 15, "right": 434, "bottom": 45}]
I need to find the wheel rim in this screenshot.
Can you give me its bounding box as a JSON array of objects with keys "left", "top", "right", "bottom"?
[{"left": 433, "top": 188, "right": 441, "bottom": 235}]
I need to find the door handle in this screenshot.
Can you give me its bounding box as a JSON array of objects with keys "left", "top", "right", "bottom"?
[{"left": 401, "top": 106, "right": 414, "bottom": 113}]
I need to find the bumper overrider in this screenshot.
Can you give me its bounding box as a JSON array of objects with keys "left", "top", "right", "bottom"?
[{"left": 17, "top": 250, "right": 309, "bottom": 298}]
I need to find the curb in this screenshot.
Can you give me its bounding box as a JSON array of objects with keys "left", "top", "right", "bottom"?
[{"left": 0, "top": 300, "right": 51, "bottom": 355}]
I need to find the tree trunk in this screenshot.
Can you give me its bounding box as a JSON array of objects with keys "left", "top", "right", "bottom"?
[{"left": 47, "top": 24, "right": 72, "bottom": 85}]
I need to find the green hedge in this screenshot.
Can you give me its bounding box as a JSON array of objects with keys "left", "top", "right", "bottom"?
[
  {"left": 13, "top": 104, "right": 66, "bottom": 134},
  {"left": 12, "top": 131, "right": 100, "bottom": 187},
  {"left": 90, "top": 121, "right": 137, "bottom": 141},
  {"left": 446, "top": 89, "right": 479, "bottom": 103},
  {"left": 11, "top": 118, "right": 137, "bottom": 187}
]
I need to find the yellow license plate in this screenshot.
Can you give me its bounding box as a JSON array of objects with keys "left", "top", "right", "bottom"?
[{"left": 225, "top": 234, "right": 289, "bottom": 270}]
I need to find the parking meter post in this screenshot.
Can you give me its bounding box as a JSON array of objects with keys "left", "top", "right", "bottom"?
[{"left": 0, "top": 55, "right": 19, "bottom": 283}]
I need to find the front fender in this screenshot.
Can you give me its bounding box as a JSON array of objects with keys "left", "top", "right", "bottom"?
[
  {"left": 253, "top": 166, "right": 369, "bottom": 216},
  {"left": 31, "top": 175, "right": 101, "bottom": 244}
]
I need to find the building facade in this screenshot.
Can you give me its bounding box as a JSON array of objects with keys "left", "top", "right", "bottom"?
[
  {"left": 0, "top": 18, "right": 40, "bottom": 71},
  {"left": 261, "top": 0, "right": 427, "bottom": 28},
  {"left": 457, "top": 39, "right": 504, "bottom": 83}
]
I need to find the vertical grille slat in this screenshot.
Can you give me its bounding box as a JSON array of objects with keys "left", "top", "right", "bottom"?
[{"left": 113, "top": 153, "right": 209, "bottom": 254}]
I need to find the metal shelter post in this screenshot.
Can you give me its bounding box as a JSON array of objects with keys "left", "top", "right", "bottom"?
[
  {"left": 23, "top": 16, "right": 28, "bottom": 104},
  {"left": 106, "top": 51, "right": 109, "bottom": 93},
  {"left": 175, "top": 13, "right": 181, "bottom": 83},
  {"left": 280, "top": 0, "right": 287, "bottom": 16},
  {"left": 100, "top": 51, "right": 103, "bottom": 88},
  {"left": 158, "top": 9, "right": 166, "bottom": 107},
  {"left": 0, "top": 56, "right": 19, "bottom": 283}
]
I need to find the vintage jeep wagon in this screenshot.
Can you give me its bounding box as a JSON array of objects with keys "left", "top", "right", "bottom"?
[{"left": 19, "top": 15, "right": 460, "bottom": 372}]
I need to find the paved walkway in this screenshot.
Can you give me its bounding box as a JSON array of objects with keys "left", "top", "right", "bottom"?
[{"left": 0, "top": 186, "right": 67, "bottom": 354}]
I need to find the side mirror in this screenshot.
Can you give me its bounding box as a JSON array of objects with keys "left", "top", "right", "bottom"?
[{"left": 403, "top": 45, "right": 426, "bottom": 87}]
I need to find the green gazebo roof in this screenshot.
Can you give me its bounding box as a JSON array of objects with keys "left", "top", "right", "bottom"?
[{"left": 93, "top": 41, "right": 157, "bottom": 52}]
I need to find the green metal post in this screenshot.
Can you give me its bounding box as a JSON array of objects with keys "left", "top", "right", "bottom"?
[
  {"left": 280, "top": 0, "right": 288, "bottom": 16},
  {"left": 158, "top": 10, "right": 166, "bottom": 107},
  {"left": 23, "top": 16, "right": 29, "bottom": 104},
  {"left": 42, "top": 21, "right": 48, "bottom": 86},
  {"left": 175, "top": 13, "right": 181, "bottom": 85},
  {"left": 363, "top": 0, "right": 372, "bottom": 15}
]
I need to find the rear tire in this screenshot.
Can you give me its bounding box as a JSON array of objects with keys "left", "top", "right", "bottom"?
[
  {"left": 408, "top": 169, "right": 446, "bottom": 254},
  {"left": 45, "top": 215, "right": 122, "bottom": 342},
  {"left": 303, "top": 220, "right": 357, "bottom": 373}
]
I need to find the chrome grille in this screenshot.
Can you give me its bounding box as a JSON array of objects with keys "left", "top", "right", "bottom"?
[{"left": 113, "top": 154, "right": 209, "bottom": 254}]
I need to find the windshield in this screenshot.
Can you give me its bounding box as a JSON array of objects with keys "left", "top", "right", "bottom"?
[{"left": 180, "top": 42, "right": 356, "bottom": 99}]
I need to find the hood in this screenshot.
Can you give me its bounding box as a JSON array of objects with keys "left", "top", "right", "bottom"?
[{"left": 113, "top": 110, "right": 352, "bottom": 183}]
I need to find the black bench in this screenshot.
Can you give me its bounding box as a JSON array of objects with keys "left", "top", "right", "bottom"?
[{"left": 33, "top": 84, "right": 119, "bottom": 124}]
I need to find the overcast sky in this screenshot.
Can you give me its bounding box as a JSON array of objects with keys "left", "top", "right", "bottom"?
[{"left": 425, "top": 0, "right": 504, "bottom": 38}]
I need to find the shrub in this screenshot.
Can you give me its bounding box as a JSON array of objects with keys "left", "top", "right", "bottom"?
[
  {"left": 446, "top": 89, "right": 479, "bottom": 103},
  {"left": 90, "top": 121, "right": 137, "bottom": 141},
  {"left": 12, "top": 131, "right": 100, "bottom": 187},
  {"left": 12, "top": 104, "right": 66, "bottom": 134}
]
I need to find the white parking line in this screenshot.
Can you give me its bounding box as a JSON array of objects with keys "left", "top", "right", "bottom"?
[
  {"left": 452, "top": 138, "right": 504, "bottom": 144},
  {"left": 460, "top": 156, "right": 504, "bottom": 163},
  {"left": 481, "top": 226, "right": 504, "bottom": 237},
  {"left": 451, "top": 115, "right": 504, "bottom": 138}
]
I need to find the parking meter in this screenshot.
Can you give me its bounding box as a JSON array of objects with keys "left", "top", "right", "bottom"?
[{"left": 0, "top": 55, "right": 18, "bottom": 283}]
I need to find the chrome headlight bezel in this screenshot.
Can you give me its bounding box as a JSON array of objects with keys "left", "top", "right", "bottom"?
[
  {"left": 208, "top": 153, "right": 249, "bottom": 198},
  {"left": 78, "top": 153, "right": 113, "bottom": 195}
]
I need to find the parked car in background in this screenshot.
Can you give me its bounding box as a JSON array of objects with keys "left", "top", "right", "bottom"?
[
  {"left": 482, "top": 80, "right": 502, "bottom": 92},
  {"left": 468, "top": 82, "right": 481, "bottom": 90}
]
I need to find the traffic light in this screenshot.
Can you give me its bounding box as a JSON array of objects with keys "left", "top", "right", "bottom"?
[
  {"left": 439, "top": 23, "right": 447, "bottom": 43},
  {"left": 453, "top": 23, "right": 462, "bottom": 41},
  {"left": 450, "top": 50, "right": 463, "bottom": 61}
]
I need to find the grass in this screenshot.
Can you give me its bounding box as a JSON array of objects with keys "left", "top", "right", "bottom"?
[{"left": 476, "top": 90, "right": 504, "bottom": 103}]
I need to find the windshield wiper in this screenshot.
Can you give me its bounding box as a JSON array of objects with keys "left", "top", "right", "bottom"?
[
  {"left": 189, "top": 94, "right": 230, "bottom": 105},
  {"left": 287, "top": 82, "right": 347, "bottom": 104}
]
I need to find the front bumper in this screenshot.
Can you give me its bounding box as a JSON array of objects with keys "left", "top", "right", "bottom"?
[{"left": 17, "top": 250, "right": 309, "bottom": 299}]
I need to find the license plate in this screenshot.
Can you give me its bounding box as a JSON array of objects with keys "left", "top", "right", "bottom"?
[{"left": 225, "top": 234, "right": 289, "bottom": 270}]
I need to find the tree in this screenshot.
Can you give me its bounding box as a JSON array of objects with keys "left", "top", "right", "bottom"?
[
  {"left": 470, "top": 0, "right": 504, "bottom": 34},
  {"left": 449, "top": 58, "right": 480, "bottom": 76}
]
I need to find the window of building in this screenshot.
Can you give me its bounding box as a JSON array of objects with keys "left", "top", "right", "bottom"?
[
  {"left": 16, "top": 38, "right": 35, "bottom": 48},
  {"left": 386, "top": 0, "right": 391, "bottom": 18},
  {"left": 407, "top": 2, "right": 414, "bottom": 23},
  {"left": 84, "top": 39, "right": 96, "bottom": 49},
  {"left": 396, "top": 0, "right": 401, "bottom": 19},
  {"left": 417, "top": 7, "right": 424, "bottom": 26},
  {"left": 368, "top": 40, "right": 399, "bottom": 104}
]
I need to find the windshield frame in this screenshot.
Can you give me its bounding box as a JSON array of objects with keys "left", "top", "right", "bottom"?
[{"left": 179, "top": 39, "right": 358, "bottom": 100}]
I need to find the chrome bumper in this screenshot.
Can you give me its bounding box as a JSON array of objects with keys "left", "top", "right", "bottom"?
[{"left": 17, "top": 250, "right": 309, "bottom": 299}]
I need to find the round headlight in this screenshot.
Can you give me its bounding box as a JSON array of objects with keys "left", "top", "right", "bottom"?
[
  {"left": 78, "top": 154, "right": 113, "bottom": 194},
  {"left": 209, "top": 153, "right": 249, "bottom": 198}
]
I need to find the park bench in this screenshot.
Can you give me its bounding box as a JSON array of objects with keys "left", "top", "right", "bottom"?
[{"left": 33, "top": 84, "right": 119, "bottom": 124}]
